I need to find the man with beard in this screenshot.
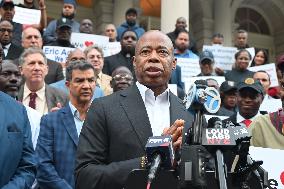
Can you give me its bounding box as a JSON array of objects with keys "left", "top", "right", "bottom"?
[
  {"left": 103, "top": 30, "right": 137, "bottom": 77},
  {"left": 43, "top": 0, "right": 79, "bottom": 44},
  {"left": 46, "top": 18, "right": 75, "bottom": 48},
  {"left": 116, "top": 8, "right": 145, "bottom": 41},
  {"left": 167, "top": 17, "right": 198, "bottom": 54},
  {"left": 79, "top": 19, "right": 93, "bottom": 34},
  {"left": 174, "top": 30, "right": 199, "bottom": 59}
]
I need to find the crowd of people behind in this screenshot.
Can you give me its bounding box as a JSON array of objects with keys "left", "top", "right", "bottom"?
[{"left": 0, "top": 0, "right": 283, "bottom": 188}]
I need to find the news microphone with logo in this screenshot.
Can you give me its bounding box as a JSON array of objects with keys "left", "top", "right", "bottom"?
[
  {"left": 185, "top": 80, "right": 221, "bottom": 114},
  {"left": 202, "top": 117, "right": 236, "bottom": 150},
  {"left": 145, "top": 136, "right": 174, "bottom": 184}
]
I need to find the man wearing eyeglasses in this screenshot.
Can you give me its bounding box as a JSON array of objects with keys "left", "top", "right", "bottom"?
[
  {"left": 110, "top": 66, "right": 133, "bottom": 92},
  {"left": 0, "top": 20, "right": 23, "bottom": 60},
  {"left": 85, "top": 45, "right": 113, "bottom": 95}
]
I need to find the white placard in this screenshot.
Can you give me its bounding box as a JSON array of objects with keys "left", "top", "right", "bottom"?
[
  {"left": 248, "top": 63, "right": 278, "bottom": 87},
  {"left": 184, "top": 76, "right": 225, "bottom": 94},
  {"left": 43, "top": 46, "right": 74, "bottom": 63},
  {"left": 13, "top": 6, "right": 41, "bottom": 25},
  {"left": 246, "top": 47, "right": 256, "bottom": 67},
  {"left": 249, "top": 147, "right": 284, "bottom": 188},
  {"left": 203, "top": 45, "right": 237, "bottom": 71},
  {"left": 104, "top": 42, "right": 121, "bottom": 57},
  {"left": 71, "top": 33, "right": 109, "bottom": 56},
  {"left": 176, "top": 58, "right": 200, "bottom": 83}
]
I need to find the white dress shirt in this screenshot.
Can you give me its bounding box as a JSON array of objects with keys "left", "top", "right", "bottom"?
[
  {"left": 136, "top": 81, "right": 170, "bottom": 136},
  {"left": 3, "top": 43, "right": 11, "bottom": 57},
  {"left": 22, "top": 83, "right": 48, "bottom": 116},
  {"left": 236, "top": 111, "right": 261, "bottom": 123}
]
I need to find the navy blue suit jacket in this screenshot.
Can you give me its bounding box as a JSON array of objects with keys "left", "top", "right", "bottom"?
[
  {"left": 0, "top": 92, "right": 36, "bottom": 188},
  {"left": 170, "top": 65, "right": 184, "bottom": 90},
  {"left": 36, "top": 105, "right": 78, "bottom": 189}
]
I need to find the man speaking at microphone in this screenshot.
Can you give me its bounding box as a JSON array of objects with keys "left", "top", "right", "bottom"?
[{"left": 75, "top": 30, "right": 194, "bottom": 189}]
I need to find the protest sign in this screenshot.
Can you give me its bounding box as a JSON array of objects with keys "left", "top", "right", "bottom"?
[
  {"left": 176, "top": 58, "right": 200, "bottom": 83},
  {"left": 248, "top": 63, "right": 278, "bottom": 87},
  {"left": 104, "top": 42, "right": 121, "bottom": 57},
  {"left": 71, "top": 33, "right": 109, "bottom": 55},
  {"left": 43, "top": 46, "right": 74, "bottom": 63},
  {"left": 13, "top": 6, "right": 41, "bottom": 25},
  {"left": 203, "top": 45, "right": 237, "bottom": 71},
  {"left": 250, "top": 147, "right": 284, "bottom": 189}
]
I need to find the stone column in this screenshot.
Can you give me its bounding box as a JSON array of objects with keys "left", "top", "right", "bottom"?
[
  {"left": 214, "top": 0, "right": 233, "bottom": 46},
  {"left": 161, "top": 0, "right": 189, "bottom": 34}
]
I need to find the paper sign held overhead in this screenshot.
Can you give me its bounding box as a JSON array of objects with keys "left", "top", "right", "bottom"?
[{"left": 13, "top": 6, "right": 41, "bottom": 25}]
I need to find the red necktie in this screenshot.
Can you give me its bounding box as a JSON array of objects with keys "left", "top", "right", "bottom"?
[
  {"left": 242, "top": 119, "right": 252, "bottom": 128},
  {"left": 29, "top": 92, "right": 37, "bottom": 109}
]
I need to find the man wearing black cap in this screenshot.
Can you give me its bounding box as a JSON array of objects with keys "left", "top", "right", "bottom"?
[
  {"left": 197, "top": 50, "right": 215, "bottom": 76},
  {"left": 46, "top": 18, "right": 74, "bottom": 48},
  {"left": 0, "top": 0, "right": 22, "bottom": 46},
  {"left": 217, "top": 81, "right": 238, "bottom": 116},
  {"left": 223, "top": 78, "right": 265, "bottom": 128},
  {"left": 43, "top": 0, "right": 79, "bottom": 44},
  {"left": 116, "top": 8, "right": 145, "bottom": 41}
]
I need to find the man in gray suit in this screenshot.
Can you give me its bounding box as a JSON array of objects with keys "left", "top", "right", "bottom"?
[
  {"left": 18, "top": 47, "right": 68, "bottom": 115},
  {"left": 75, "top": 30, "right": 194, "bottom": 189}
]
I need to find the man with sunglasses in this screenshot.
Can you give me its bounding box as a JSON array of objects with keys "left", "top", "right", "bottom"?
[{"left": 0, "top": 20, "right": 23, "bottom": 60}]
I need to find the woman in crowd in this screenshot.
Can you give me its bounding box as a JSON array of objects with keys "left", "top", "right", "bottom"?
[
  {"left": 250, "top": 48, "right": 269, "bottom": 67},
  {"left": 224, "top": 49, "right": 254, "bottom": 83}
]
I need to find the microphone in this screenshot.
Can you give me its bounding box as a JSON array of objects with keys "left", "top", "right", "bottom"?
[
  {"left": 145, "top": 136, "right": 174, "bottom": 184},
  {"left": 184, "top": 80, "right": 221, "bottom": 114}
]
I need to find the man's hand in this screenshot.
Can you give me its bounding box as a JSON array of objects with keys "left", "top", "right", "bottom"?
[
  {"left": 50, "top": 102, "right": 62, "bottom": 112},
  {"left": 162, "top": 119, "right": 185, "bottom": 151}
]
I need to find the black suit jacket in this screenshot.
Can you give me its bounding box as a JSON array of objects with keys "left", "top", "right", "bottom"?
[
  {"left": 103, "top": 51, "right": 134, "bottom": 76},
  {"left": 4, "top": 43, "right": 23, "bottom": 60},
  {"left": 75, "top": 85, "right": 194, "bottom": 189}
]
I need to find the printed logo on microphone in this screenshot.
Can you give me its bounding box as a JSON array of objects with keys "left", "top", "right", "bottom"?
[{"left": 202, "top": 128, "right": 236, "bottom": 146}]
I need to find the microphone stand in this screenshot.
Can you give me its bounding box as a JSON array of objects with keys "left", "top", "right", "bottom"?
[{"left": 215, "top": 150, "right": 228, "bottom": 189}]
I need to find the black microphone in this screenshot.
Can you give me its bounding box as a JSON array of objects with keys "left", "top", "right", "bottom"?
[{"left": 145, "top": 136, "right": 174, "bottom": 184}]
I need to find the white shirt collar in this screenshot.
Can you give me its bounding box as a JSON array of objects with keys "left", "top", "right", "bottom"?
[
  {"left": 236, "top": 111, "right": 261, "bottom": 123},
  {"left": 136, "top": 81, "right": 170, "bottom": 104}
]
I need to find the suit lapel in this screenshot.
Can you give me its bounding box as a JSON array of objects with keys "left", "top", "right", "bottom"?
[
  {"left": 119, "top": 85, "right": 152, "bottom": 149},
  {"left": 61, "top": 105, "right": 78, "bottom": 146},
  {"left": 169, "top": 92, "right": 187, "bottom": 125},
  {"left": 45, "top": 85, "right": 54, "bottom": 111}
]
